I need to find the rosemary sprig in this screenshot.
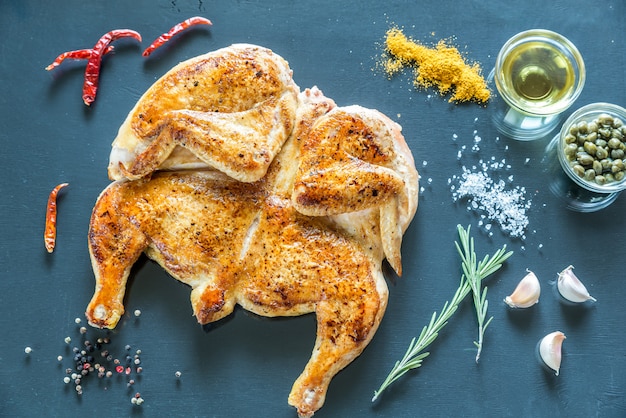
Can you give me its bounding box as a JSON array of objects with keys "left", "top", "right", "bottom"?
[
  {"left": 371, "top": 224, "right": 512, "bottom": 402},
  {"left": 371, "top": 276, "right": 470, "bottom": 402},
  {"left": 454, "top": 225, "right": 513, "bottom": 363},
  {"left": 455, "top": 224, "right": 512, "bottom": 363}
]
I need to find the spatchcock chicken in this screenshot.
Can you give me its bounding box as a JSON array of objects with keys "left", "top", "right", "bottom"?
[{"left": 86, "top": 43, "right": 418, "bottom": 418}]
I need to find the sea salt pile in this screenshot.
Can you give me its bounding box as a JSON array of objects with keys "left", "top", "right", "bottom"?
[{"left": 451, "top": 166, "right": 531, "bottom": 238}]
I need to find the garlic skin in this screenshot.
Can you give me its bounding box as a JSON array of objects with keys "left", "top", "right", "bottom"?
[
  {"left": 557, "top": 265, "right": 597, "bottom": 303},
  {"left": 504, "top": 270, "right": 541, "bottom": 308},
  {"left": 539, "top": 331, "right": 566, "bottom": 376}
]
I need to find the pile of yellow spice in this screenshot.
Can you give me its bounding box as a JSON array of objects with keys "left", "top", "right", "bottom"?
[{"left": 383, "top": 28, "right": 490, "bottom": 104}]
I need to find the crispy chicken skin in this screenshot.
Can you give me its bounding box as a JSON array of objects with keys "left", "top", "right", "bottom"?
[
  {"left": 109, "top": 44, "right": 299, "bottom": 183},
  {"left": 293, "top": 105, "right": 417, "bottom": 275},
  {"left": 86, "top": 45, "right": 418, "bottom": 418}
]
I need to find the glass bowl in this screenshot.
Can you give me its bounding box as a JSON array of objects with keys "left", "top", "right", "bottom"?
[
  {"left": 494, "top": 29, "right": 586, "bottom": 117},
  {"left": 557, "top": 102, "right": 626, "bottom": 193}
]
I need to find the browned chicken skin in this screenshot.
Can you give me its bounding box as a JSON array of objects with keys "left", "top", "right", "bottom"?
[
  {"left": 86, "top": 45, "right": 418, "bottom": 417},
  {"left": 109, "top": 43, "right": 299, "bottom": 183}
]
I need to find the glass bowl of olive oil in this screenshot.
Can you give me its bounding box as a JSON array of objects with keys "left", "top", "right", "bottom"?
[
  {"left": 543, "top": 103, "right": 626, "bottom": 212},
  {"left": 490, "top": 29, "right": 585, "bottom": 141}
]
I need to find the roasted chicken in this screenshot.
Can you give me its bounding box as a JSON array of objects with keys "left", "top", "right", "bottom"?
[{"left": 86, "top": 44, "right": 418, "bottom": 417}]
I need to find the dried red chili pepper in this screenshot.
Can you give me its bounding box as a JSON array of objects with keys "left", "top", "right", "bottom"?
[
  {"left": 44, "top": 183, "right": 69, "bottom": 253},
  {"left": 45, "top": 46, "right": 115, "bottom": 71},
  {"left": 142, "top": 16, "right": 212, "bottom": 57},
  {"left": 83, "top": 29, "right": 142, "bottom": 106}
]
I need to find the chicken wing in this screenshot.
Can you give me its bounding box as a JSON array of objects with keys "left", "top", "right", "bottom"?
[
  {"left": 292, "top": 105, "right": 418, "bottom": 275},
  {"left": 109, "top": 44, "right": 300, "bottom": 182}
]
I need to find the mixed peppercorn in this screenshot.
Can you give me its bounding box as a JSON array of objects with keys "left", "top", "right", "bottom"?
[{"left": 59, "top": 317, "right": 144, "bottom": 404}]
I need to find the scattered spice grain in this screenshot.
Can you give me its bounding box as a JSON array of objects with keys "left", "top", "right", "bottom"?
[{"left": 383, "top": 28, "right": 490, "bottom": 104}]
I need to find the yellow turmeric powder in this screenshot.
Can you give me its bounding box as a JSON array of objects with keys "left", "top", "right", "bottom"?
[{"left": 383, "top": 28, "right": 490, "bottom": 104}]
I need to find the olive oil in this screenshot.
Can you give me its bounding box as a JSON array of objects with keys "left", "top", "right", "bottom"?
[
  {"left": 499, "top": 41, "right": 577, "bottom": 111},
  {"left": 491, "top": 29, "right": 584, "bottom": 140}
]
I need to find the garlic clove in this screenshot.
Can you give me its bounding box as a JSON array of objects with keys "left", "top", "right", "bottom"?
[
  {"left": 557, "top": 265, "right": 597, "bottom": 303},
  {"left": 504, "top": 270, "right": 541, "bottom": 308},
  {"left": 538, "top": 331, "right": 566, "bottom": 376}
]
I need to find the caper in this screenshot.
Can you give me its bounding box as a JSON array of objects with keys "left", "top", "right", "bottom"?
[
  {"left": 583, "top": 141, "right": 597, "bottom": 155},
  {"left": 595, "top": 175, "right": 607, "bottom": 185},
  {"left": 585, "top": 132, "right": 598, "bottom": 142},
  {"left": 611, "top": 129, "right": 624, "bottom": 140},
  {"left": 578, "top": 121, "right": 589, "bottom": 134},
  {"left": 615, "top": 171, "right": 625, "bottom": 181},
  {"left": 596, "top": 147, "right": 609, "bottom": 159},
  {"left": 565, "top": 134, "right": 577, "bottom": 144},
  {"left": 601, "top": 158, "right": 612, "bottom": 170},
  {"left": 595, "top": 138, "right": 607, "bottom": 148},
  {"left": 611, "top": 149, "right": 625, "bottom": 159},
  {"left": 598, "top": 128, "right": 612, "bottom": 138},
  {"left": 608, "top": 138, "right": 621, "bottom": 149},
  {"left": 564, "top": 143, "right": 578, "bottom": 157},
  {"left": 598, "top": 114, "right": 614, "bottom": 126},
  {"left": 573, "top": 164, "right": 585, "bottom": 177},
  {"left": 611, "top": 159, "right": 625, "bottom": 173},
  {"left": 569, "top": 125, "right": 579, "bottom": 136},
  {"left": 577, "top": 152, "right": 595, "bottom": 166},
  {"left": 587, "top": 121, "right": 598, "bottom": 133},
  {"left": 584, "top": 169, "right": 596, "bottom": 181},
  {"left": 605, "top": 173, "right": 615, "bottom": 183},
  {"left": 593, "top": 160, "right": 603, "bottom": 175},
  {"left": 614, "top": 118, "right": 623, "bottom": 129}
]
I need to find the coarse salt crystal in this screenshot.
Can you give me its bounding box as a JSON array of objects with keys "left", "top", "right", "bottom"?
[{"left": 452, "top": 167, "right": 531, "bottom": 238}]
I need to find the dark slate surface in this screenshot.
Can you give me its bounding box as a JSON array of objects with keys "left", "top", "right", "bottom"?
[{"left": 1, "top": 1, "right": 625, "bottom": 417}]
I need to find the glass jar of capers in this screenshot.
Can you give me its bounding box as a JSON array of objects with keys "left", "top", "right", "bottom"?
[
  {"left": 558, "top": 103, "right": 626, "bottom": 193},
  {"left": 543, "top": 103, "right": 626, "bottom": 212}
]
